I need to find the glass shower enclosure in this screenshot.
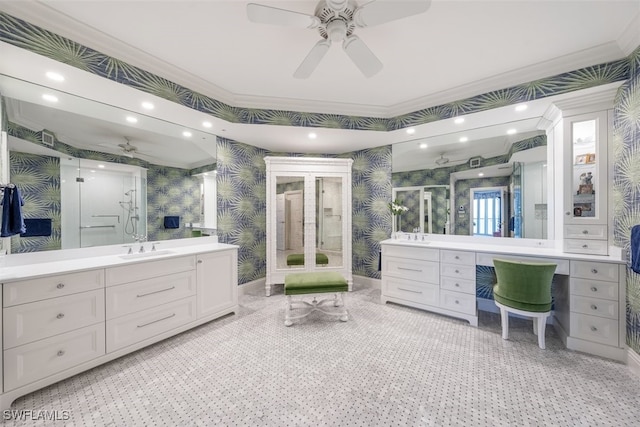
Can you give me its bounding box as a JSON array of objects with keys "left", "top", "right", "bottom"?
[{"left": 60, "top": 158, "right": 147, "bottom": 248}]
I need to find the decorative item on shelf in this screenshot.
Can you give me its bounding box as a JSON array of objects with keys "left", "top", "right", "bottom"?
[
  {"left": 586, "top": 153, "right": 596, "bottom": 164},
  {"left": 575, "top": 154, "right": 587, "bottom": 165},
  {"left": 577, "top": 171, "right": 594, "bottom": 195},
  {"left": 389, "top": 199, "right": 408, "bottom": 237}
]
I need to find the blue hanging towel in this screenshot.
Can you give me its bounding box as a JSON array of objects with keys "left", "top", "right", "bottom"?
[
  {"left": 164, "top": 216, "right": 180, "bottom": 229},
  {"left": 1, "top": 186, "right": 26, "bottom": 237},
  {"left": 631, "top": 225, "right": 640, "bottom": 274},
  {"left": 21, "top": 218, "right": 53, "bottom": 237}
]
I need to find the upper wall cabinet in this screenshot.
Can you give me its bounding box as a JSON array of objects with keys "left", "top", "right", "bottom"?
[
  {"left": 264, "top": 157, "right": 353, "bottom": 296},
  {"left": 562, "top": 110, "right": 610, "bottom": 255}
]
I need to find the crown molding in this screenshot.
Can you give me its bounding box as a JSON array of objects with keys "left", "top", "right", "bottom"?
[
  {"left": 617, "top": 10, "right": 640, "bottom": 56},
  {"left": 552, "top": 82, "right": 623, "bottom": 116}
]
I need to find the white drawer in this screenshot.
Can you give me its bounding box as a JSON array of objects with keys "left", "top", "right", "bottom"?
[
  {"left": 106, "top": 271, "right": 196, "bottom": 320},
  {"left": 476, "top": 253, "right": 569, "bottom": 275},
  {"left": 570, "top": 295, "right": 618, "bottom": 320},
  {"left": 4, "top": 323, "right": 105, "bottom": 391},
  {"left": 440, "top": 263, "right": 475, "bottom": 281},
  {"left": 570, "top": 313, "right": 618, "bottom": 347},
  {"left": 3, "top": 269, "right": 104, "bottom": 307},
  {"left": 570, "top": 278, "right": 618, "bottom": 301},
  {"left": 440, "top": 250, "right": 475, "bottom": 266},
  {"left": 570, "top": 261, "right": 619, "bottom": 282},
  {"left": 382, "top": 245, "right": 439, "bottom": 262},
  {"left": 440, "top": 276, "right": 476, "bottom": 295},
  {"left": 382, "top": 257, "right": 439, "bottom": 284},
  {"left": 106, "top": 296, "right": 196, "bottom": 352},
  {"left": 106, "top": 255, "right": 196, "bottom": 286},
  {"left": 564, "top": 224, "right": 607, "bottom": 240},
  {"left": 439, "top": 290, "right": 476, "bottom": 315},
  {"left": 563, "top": 239, "right": 608, "bottom": 256},
  {"left": 4, "top": 289, "right": 105, "bottom": 349},
  {"left": 382, "top": 276, "right": 439, "bottom": 306}
]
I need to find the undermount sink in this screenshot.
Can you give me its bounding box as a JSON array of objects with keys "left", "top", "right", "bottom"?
[{"left": 119, "top": 249, "right": 175, "bottom": 259}]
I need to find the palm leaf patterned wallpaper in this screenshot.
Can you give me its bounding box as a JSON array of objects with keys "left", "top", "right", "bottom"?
[
  {"left": 8, "top": 151, "right": 61, "bottom": 252},
  {"left": 2, "top": 11, "right": 640, "bottom": 355},
  {"left": 0, "top": 12, "right": 631, "bottom": 131},
  {"left": 613, "top": 46, "right": 640, "bottom": 353}
]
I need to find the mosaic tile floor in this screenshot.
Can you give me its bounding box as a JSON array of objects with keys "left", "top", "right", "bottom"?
[{"left": 3, "top": 283, "right": 640, "bottom": 426}]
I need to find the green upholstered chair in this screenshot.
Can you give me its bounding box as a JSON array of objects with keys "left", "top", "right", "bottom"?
[{"left": 492, "top": 258, "right": 557, "bottom": 349}]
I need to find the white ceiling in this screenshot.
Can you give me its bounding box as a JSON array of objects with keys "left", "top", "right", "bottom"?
[{"left": 0, "top": 0, "right": 639, "bottom": 167}]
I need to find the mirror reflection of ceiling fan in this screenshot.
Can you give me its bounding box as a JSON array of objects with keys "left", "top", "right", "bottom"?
[
  {"left": 98, "top": 137, "right": 159, "bottom": 160},
  {"left": 247, "top": 0, "right": 431, "bottom": 78}
]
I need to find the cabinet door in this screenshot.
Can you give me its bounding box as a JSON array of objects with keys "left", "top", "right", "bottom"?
[
  {"left": 196, "top": 250, "right": 238, "bottom": 319},
  {"left": 563, "top": 111, "right": 608, "bottom": 225}
]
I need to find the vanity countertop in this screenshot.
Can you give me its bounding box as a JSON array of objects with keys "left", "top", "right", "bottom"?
[
  {"left": 0, "top": 238, "right": 238, "bottom": 283},
  {"left": 381, "top": 236, "right": 626, "bottom": 264}
]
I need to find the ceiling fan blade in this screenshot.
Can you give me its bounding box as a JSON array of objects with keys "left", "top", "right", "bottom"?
[
  {"left": 343, "top": 36, "right": 383, "bottom": 78},
  {"left": 293, "top": 40, "right": 331, "bottom": 79},
  {"left": 354, "top": 0, "right": 431, "bottom": 27},
  {"left": 247, "top": 3, "right": 319, "bottom": 28}
]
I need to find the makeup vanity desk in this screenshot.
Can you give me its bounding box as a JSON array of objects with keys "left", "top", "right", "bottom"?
[{"left": 380, "top": 235, "right": 627, "bottom": 361}]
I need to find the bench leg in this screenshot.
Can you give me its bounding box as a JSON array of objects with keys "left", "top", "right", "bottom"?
[
  {"left": 339, "top": 292, "right": 348, "bottom": 322},
  {"left": 284, "top": 295, "right": 293, "bottom": 326}
]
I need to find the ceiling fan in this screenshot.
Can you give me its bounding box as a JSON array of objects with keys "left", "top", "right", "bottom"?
[
  {"left": 247, "top": 0, "right": 431, "bottom": 78},
  {"left": 99, "top": 137, "right": 152, "bottom": 159}
]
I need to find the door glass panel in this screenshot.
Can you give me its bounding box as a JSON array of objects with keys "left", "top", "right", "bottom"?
[
  {"left": 316, "top": 177, "right": 343, "bottom": 268},
  {"left": 571, "top": 119, "right": 597, "bottom": 218},
  {"left": 276, "top": 176, "right": 305, "bottom": 269}
]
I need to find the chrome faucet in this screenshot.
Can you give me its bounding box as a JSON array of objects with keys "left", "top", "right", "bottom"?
[{"left": 133, "top": 234, "right": 147, "bottom": 253}]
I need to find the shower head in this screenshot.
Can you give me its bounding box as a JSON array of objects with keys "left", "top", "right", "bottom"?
[{"left": 124, "top": 189, "right": 135, "bottom": 196}]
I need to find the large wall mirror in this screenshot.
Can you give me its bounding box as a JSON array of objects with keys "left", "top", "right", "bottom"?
[
  {"left": 0, "top": 74, "right": 217, "bottom": 253},
  {"left": 392, "top": 115, "right": 549, "bottom": 240}
]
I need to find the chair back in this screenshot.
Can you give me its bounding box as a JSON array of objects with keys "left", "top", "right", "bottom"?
[{"left": 493, "top": 258, "right": 557, "bottom": 307}]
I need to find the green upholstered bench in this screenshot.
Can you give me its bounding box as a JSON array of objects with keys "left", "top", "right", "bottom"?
[
  {"left": 286, "top": 253, "right": 329, "bottom": 267},
  {"left": 283, "top": 271, "right": 348, "bottom": 326}
]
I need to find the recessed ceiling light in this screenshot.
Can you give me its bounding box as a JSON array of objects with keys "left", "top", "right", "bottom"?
[
  {"left": 454, "top": 117, "right": 465, "bottom": 124},
  {"left": 478, "top": 172, "right": 484, "bottom": 177},
  {"left": 202, "top": 121, "right": 212, "bottom": 128},
  {"left": 42, "top": 94, "right": 58, "bottom": 103},
  {"left": 141, "top": 101, "right": 154, "bottom": 110},
  {"left": 308, "top": 132, "right": 317, "bottom": 139},
  {"left": 419, "top": 143, "right": 428, "bottom": 149},
  {"left": 45, "top": 71, "right": 64, "bottom": 82},
  {"left": 459, "top": 136, "right": 468, "bottom": 143},
  {"left": 507, "top": 129, "right": 517, "bottom": 135},
  {"left": 126, "top": 116, "right": 138, "bottom": 123},
  {"left": 183, "top": 131, "right": 192, "bottom": 137},
  {"left": 406, "top": 128, "right": 416, "bottom": 135},
  {"left": 98, "top": 164, "right": 105, "bottom": 169},
  {"left": 90, "top": 170, "right": 96, "bottom": 173},
  {"left": 515, "top": 104, "right": 528, "bottom": 112}
]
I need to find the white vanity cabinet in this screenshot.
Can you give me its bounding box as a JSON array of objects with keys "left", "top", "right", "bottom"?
[
  {"left": 562, "top": 110, "right": 610, "bottom": 255},
  {"left": 196, "top": 249, "right": 238, "bottom": 319},
  {"left": 0, "top": 243, "right": 238, "bottom": 410},
  {"left": 381, "top": 244, "right": 478, "bottom": 326},
  {"left": 2, "top": 270, "right": 106, "bottom": 392}
]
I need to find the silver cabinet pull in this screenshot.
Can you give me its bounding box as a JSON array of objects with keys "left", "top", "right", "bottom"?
[
  {"left": 56, "top": 313, "right": 65, "bottom": 319},
  {"left": 455, "top": 269, "right": 460, "bottom": 274},
  {"left": 590, "top": 326, "right": 598, "bottom": 332},
  {"left": 57, "top": 350, "right": 65, "bottom": 357},
  {"left": 590, "top": 304, "right": 598, "bottom": 310},
  {"left": 582, "top": 244, "right": 588, "bottom": 248},
  {"left": 56, "top": 283, "right": 65, "bottom": 289},
  {"left": 455, "top": 300, "right": 459, "bottom": 304},
  {"left": 398, "top": 287, "right": 422, "bottom": 294},
  {"left": 590, "top": 286, "right": 598, "bottom": 292},
  {"left": 565, "top": 211, "right": 571, "bottom": 216},
  {"left": 454, "top": 283, "right": 460, "bottom": 287},
  {"left": 398, "top": 267, "right": 422, "bottom": 272},
  {"left": 137, "top": 313, "right": 176, "bottom": 328},
  {"left": 591, "top": 269, "right": 598, "bottom": 274},
  {"left": 197, "top": 259, "right": 203, "bottom": 264},
  {"left": 454, "top": 256, "right": 460, "bottom": 260},
  {"left": 137, "top": 286, "right": 176, "bottom": 298},
  {"left": 582, "top": 230, "right": 589, "bottom": 234}
]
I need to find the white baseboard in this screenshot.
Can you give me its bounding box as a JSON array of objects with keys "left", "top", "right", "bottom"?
[
  {"left": 354, "top": 275, "right": 380, "bottom": 290},
  {"left": 627, "top": 348, "right": 640, "bottom": 377},
  {"left": 238, "top": 278, "right": 266, "bottom": 296}
]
